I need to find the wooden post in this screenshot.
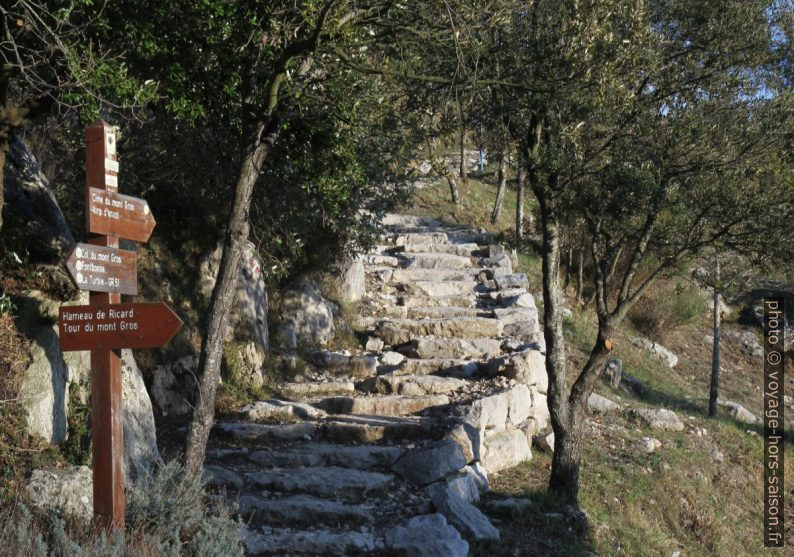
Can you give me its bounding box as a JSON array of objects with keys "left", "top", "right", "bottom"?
[{"left": 85, "top": 121, "right": 125, "bottom": 530}]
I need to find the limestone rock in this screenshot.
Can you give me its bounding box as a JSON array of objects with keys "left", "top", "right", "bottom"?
[
  {"left": 482, "top": 429, "right": 532, "bottom": 474},
  {"left": 718, "top": 400, "right": 760, "bottom": 425},
  {"left": 26, "top": 466, "right": 92, "bottom": 523},
  {"left": 365, "top": 336, "right": 385, "bottom": 351},
  {"left": 282, "top": 380, "right": 355, "bottom": 397},
  {"left": 588, "top": 393, "right": 620, "bottom": 413},
  {"left": 380, "top": 350, "right": 406, "bottom": 366},
  {"left": 313, "top": 394, "right": 449, "bottom": 416},
  {"left": 339, "top": 255, "right": 365, "bottom": 302},
  {"left": 634, "top": 407, "right": 684, "bottom": 431},
  {"left": 384, "top": 514, "right": 469, "bottom": 557},
  {"left": 496, "top": 349, "right": 547, "bottom": 392},
  {"left": 239, "top": 494, "right": 371, "bottom": 526},
  {"left": 630, "top": 336, "right": 679, "bottom": 368},
  {"left": 376, "top": 317, "right": 503, "bottom": 346},
  {"left": 151, "top": 356, "right": 196, "bottom": 417},
  {"left": 635, "top": 436, "right": 662, "bottom": 454},
  {"left": 2, "top": 136, "right": 74, "bottom": 263},
  {"left": 242, "top": 399, "right": 327, "bottom": 421},
  {"left": 426, "top": 480, "right": 500, "bottom": 541},
  {"left": 723, "top": 330, "right": 763, "bottom": 359},
  {"left": 244, "top": 527, "right": 378, "bottom": 555},
  {"left": 246, "top": 466, "right": 393, "bottom": 503},
  {"left": 392, "top": 438, "right": 467, "bottom": 485},
  {"left": 279, "top": 278, "right": 336, "bottom": 347},
  {"left": 16, "top": 291, "right": 90, "bottom": 444},
  {"left": 308, "top": 351, "right": 378, "bottom": 378},
  {"left": 365, "top": 375, "right": 466, "bottom": 396},
  {"left": 203, "top": 465, "right": 244, "bottom": 490},
  {"left": 121, "top": 349, "right": 163, "bottom": 484},
  {"left": 399, "top": 336, "right": 502, "bottom": 360}
]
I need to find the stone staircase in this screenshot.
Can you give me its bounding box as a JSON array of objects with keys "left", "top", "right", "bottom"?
[{"left": 205, "top": 214, "right": 549, "bottom": 556}]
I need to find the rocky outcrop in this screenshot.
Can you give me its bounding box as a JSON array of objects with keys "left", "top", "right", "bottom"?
[
  {"left": 121, "top": 349, "right": 163, "bottom": 483},
  {"left": 200, "top": 240, "right": 268, "bottom": 383},
  {"left": 1, "top": 136, "right": 74, "bottom": 263},
  {"left": 278, "top": 278, "right": 336, "bottom": 348}
]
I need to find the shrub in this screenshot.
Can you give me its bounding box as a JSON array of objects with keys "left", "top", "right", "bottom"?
[
  {"left": 0, "top": 461, "right": 243, "bottom": 557},
  {"left": 628, "top": 281, "right": 706, "bottom": 341}
]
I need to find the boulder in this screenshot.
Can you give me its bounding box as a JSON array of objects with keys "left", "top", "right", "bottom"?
[
  {"left": 121, "top": 349, "right": 163, "bottom": 484},
  {"left": 482, "top": 429, "right": 532, "bottom": 474},
  {"left": 723, "top": 330, "right": 763, "bottom": 359},
  {"left": 426, "top": 480, "right": 500, "bottom": 541},
  {"left": 150, "top": 356, "right": 196, "bottom": 416},
  {"left": 588, "top": 393, "right": 620, "bottom": 413},
  {"left": 495, "top": 349, "right": 547, "bottom": 392},
  {"left": 15, "top": 291, "right": 90, "bottom": 444},
  {"left": 634, "top": 407, "right": 684, "bottom": 431},
  {"left": 718, "top": 400, "right": 760, "bottom": 425},
  {"left": 392, "top": 438, "right": 467, "bottom": 485},
  {"left": 27, "top": 466, "right": 93, "bottom": 523},
  {"left": 279, "top": 278, "right": 336, "bottom": 347},
  {"left": 630, "top": 336, "right": 679, "bottom": 368},
  {"left": 380, "top": 350, "right": 406, "bottom": 366},
  {"left": 2, "top": 136, "right": 74, "bottom": 263},
  {"left": 339, "top": 255, "right": 365, "bottom": 302},
  {"left": 200, "top": 240, "right": 268, "bottom": 380},
  {"left": 241, "top": 399, "right": 327, "bottom": 421},
  {"left": 384, "top": 514, "right": 469, "bottom": 557},
  {"left": 634, "top": 436, "right": 662, "bottom": 454}
]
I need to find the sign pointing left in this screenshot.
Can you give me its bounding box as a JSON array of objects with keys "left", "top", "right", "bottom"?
[
  {"left": 65, "top": 243, "right": 137, "bottom": 295},
  {"left": 59, "top": 302, "right": 183, "bottom": 351}
]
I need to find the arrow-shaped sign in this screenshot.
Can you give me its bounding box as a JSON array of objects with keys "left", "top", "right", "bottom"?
[
  {"left": 87, "top": 187, "right": 156, "bottom": 242},
  {"left": 59, "top": 302, "right": 182, "bottom": 351},
  {"left": 65, "top": 243, "right": 138, "bottom": 295}
]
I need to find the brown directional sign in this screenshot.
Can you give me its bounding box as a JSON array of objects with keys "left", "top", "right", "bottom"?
[
  {"left": 87, "top": 187, "right": 156, "bottom": 242},
  {"left": 59, "top": 302, "right": 182, "bottom": 351},
  {"left": 65, "top": 243, "right": 138, "bottom": 295}
]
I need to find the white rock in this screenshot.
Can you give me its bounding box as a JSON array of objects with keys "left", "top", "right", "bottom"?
[
  {"left": 718, "top": 400, "right": 760, "bottom": 425},
  {"left": 630, "top": 336, "right": 679, "bottom": 368},
  {"left": 384, "top": 514, "right": 469, "bottom": 557},
  {"left": 634, "top": 436, "right": 662, "bottom": 454},
  {"left": 588, "top": 393, "right": 620, "bottom": 413},
  {"left": 380, "top": 350, "right": 406, "bottom": 366},
  {"left": 482, "top": 429, "right": 532, "bottom": 474},
  {"left": 634, "top": 408, "right": 684, "bottom": 431},
  {"left": 27, "top": 466, "right": 93, "bottom": 523}
]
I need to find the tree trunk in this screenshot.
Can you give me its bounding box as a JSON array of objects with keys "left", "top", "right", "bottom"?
[
  {"left": 515, "top": 165, "right": 525, "bottom": 241},
  {"left": 564, "top": 246, "right": 573, "bottom": 289},
  {"left": 575, "top": 250, "right": 584, "bottom": 303},
  {"left": 459, "top": 126, "right": 466, "bottom": 181},
  {"left": 533, "top": 177, "right": 574, "bottom": 503},
  {"left": 446, "top": 174, "right": 459, "bottom": 207},
  {"left": 184, "top": 120, "right": 276, "bottom": 477},
  {"left": 0, "top": 139, "right": 7, "bottom": 233},
  {"left": 490, "top": 153, "right": 507, "bottom": 224},
  {"left": 709, "top": 287, "right": 722, "bottom": 417}
]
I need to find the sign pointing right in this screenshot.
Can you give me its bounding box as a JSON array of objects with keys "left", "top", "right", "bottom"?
[
  {"left": 59, "top": 302, "right": 183, "bottom": 351},
  {"left": 87, "top": 187, "right": 156, "bottom": 242}
]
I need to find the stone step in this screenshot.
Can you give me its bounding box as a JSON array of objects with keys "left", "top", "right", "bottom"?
[
  {"left": 398, "top": 294, "right": 477, "bottom": 308},
  {"left": 307, "top": 351, "right": 378, "bottom": 378},
  {"left": 398, "top": 337, "right": 503, "bottom": 360},
  {"left": 280, "top": 381, "right": 356, "bottom": 398},
  {"left": 406, "top": 306, "right": 494, "bottom": 320},
  {"left": 364, "top": 254, "right": 401, "bottom": 267},
  {"left": 492, "top": 307, "right": 539, "bottom": 324},
  {"left": 358, "top": 375, "right": 468, "bottom": 396},
  {"left": 367, "top": 267, "right": 513, "bottom": 283},
  {"left": 312, "top": 394, "right": 450, "bottom": 416},
  {"left": 375, "top": 318, "right": 503, "bottom": 345},
  {"left": 382, "top": 213, "right": 443, "bottom": 228},
  {"left": 394, "top": 232, "right": 450, "bottom": 245},
  {"left": 246, "top": 466, "right": 394, "bottom": 503},
  {"left": 493, "top": 273, "right": 529, "bottom": 291},
  {"left": 244, "top": 526, "right": 380, "bottom": 555},
  {"left": 240, "top": 494, "right": 372, "bottom": 527},
  {"left": 397, "top": 242, "right": 482, "bottom": 256},
  {"left": 393, "top": 358, "right": 482, "bottom": 378},
  {"left": 247, "top": 443, "right": 405, "bottom": 471},
  {"left": 213, "top": 422, "right": 317, "bottom": 443},
  {"left": 403, "top": 253, "right": 473, "bottom": 269},
  {"left": 321, "top": 414, "right": 439, "bottom": 443},
  {"left": 400, "top": 280, "right": 480, "bottom": 297}
]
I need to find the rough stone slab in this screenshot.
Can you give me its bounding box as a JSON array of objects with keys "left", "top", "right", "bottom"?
[
  {"left": 399, "top": 336, "right": 503, "bottom": 360},
  {"left": 494, "top": 273, "right": 529, "bottom": 290},
  {"left": 407, "top": 306, "right": 494, "bottom": 319},
  {"left": 307, "top": 351, "right": 378, "bottom": 378},
  {"left": 402, "top": 280, "right": 479, "bottom": 297},
  {"left": 482, "top": 429, "right": 532, "bottom": 474},
  {"left": 426, "top": 480, "right": 500, "bottom": 541},
  {"left": 493, "top": 307, "right": 539, "bottom": 324},
  {"left": 241, "top": 399, "right": 327, "bottom": 421},
  {"left": 503, "top": 320, "right": 541, "bottom": 338},
  {"left": 243, "top": 526, "right": 378, "bottom": 555},
  {"left": 386, "top": 268, "right": 480, "bottom": 282},
  {"left": 382, "top": 213, "right": 443, "bottom": 228},
  {"left": 718, "top": 400, "right": 760, "bottom": 425},
  {"left": 246, "top": 466, "right": 393, "bottom": 502},
  {"left": 281, "top": 380, "right": 356, "bottom": 397},
  {"left": 489, "top": 349, "right": 547, "bottom": 392},
  {"left": 312, "top": 394, "right": 450, "bottom": 416},
  {"left": 384, "top": 514, "right": 469, "bottom": 557},
  {"left": 392, "top": 438, "right": 467, "bottom": 486},
  {"left": 363, "top": 375, "right": 467, "bottom": 396},
  {"left": 404, "top": 253, "right": 473, "bottom": 269},
  {"left": 380, "top": 350, "right": 406, "bottom": 366},
  {"left": 213, "top": 421, "right": 316, "bottom": 442},
  {"left": 377, "top": 317, "right": 503, "bottom": 346},
  {"left": 27, "top": 466, "right": 92, "bottom": 523},
  {"left": 499, "top": 291, "right": 536, "bottom": 308},
  {"left": 239, "top": 493, "right": 371, "bottom": 526},
  {"left": 398, "top": 294, "right": 477, "bottom": 308},
  {"left": 248, "top": 443, "right": 405, "bottom": 470},
  {"left": 203, "top": 465, "right": 244, "bottom": 490},
  {"left": 395, "top": 232, "right": 449, "bottom": 245},
  {"left": 481, "top": 253, "right": 513, "bottom": 271},
  {"left": 633, "top": 407, "right": 684, "bottom": 431},
  {"left": 400, "top": 243, "right": 481, "bottom": 256},
  {"left": 395, "top": 358, "right": 481, "bottom": 378},
  {"left": 322, "top": 414, "right": 434, "bottom": 443},
  {"left": 364, "top": 254, "right": 401, "bottom": 267}
]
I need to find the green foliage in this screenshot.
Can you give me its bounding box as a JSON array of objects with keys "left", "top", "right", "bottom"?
[
  {"left": 62, "top": 381, "right": 91, "bottom": 466},
  {"left": 0, "top": 294, "right": 15, "bottom": 316},
  {"left": 628, "top": 281, "right": 706, "bottom": 341}
]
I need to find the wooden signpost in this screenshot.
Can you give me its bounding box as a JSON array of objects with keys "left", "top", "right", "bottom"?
[{"left": 59, "top": 121, "right": 182, "bottom": 531}]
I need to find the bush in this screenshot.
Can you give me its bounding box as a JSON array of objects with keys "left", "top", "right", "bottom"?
[
  {"left": 0, "top": 461, "right": 243, "bottom": 557},
  {"left": 628, "top": 281, "right": 706, "bottom": 341}
]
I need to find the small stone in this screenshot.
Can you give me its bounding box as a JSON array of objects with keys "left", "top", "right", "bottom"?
[
  {"left": 366, "top": 337, "right": 385, "bottom": 351},
  {"left": 380, "top": 351, "right": 406, "bottom": 366},
  {"left": 634, "top": 437, "right": 662, "bottom": 454}
]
